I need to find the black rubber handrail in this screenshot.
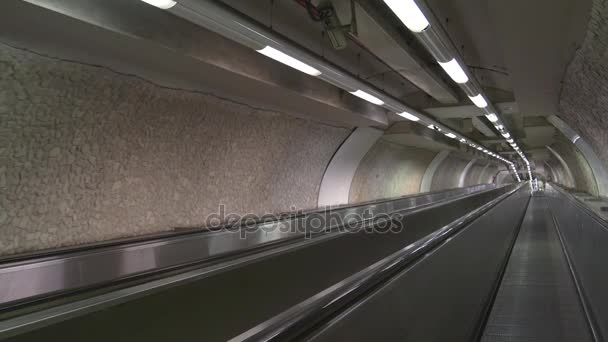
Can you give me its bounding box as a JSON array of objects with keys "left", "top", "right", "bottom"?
[
  {"left": 0, "top": 183, "right": 499, "bottom": 264},
  {"left": 230, "top": 184, "right": 525, "bottom": 341},
  {"left": 551, "top": 183, "right": 608, "bottom": 231}
]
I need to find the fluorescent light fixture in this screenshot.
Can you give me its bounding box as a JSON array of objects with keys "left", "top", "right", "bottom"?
[
  {"left": 350, "top": 90, "right": 384, "bottom": 106},
  {"left": 383, "top": 0, "right": 430, "bottom": 33},
  {"left": 507, "top": 139, "right": 514, "bottom": 143},
  {"left": 140, "top": 0, "right": 176, "bottom": 9},
  {"left": 486, "top": 114, "right": 498, "bottom": 122},
  {"left": 257, "top": 46, "right": 322, "bottom": 76},
  {"left": 445, "top": 133, "right": 457, "bottom": 139},
  {"left": 460, "top": 138, "right": 467, "bottom": 143},
  {"left": 438, "top": 59, "right": 469, "bottom": 84},
  {"left": 398, "top": 111, "right": 420, "bottom": 121},
  {"left": 477, "top": 147, "right": 483, "bottom": 150},
  {"left": 502, "top": 132, "right": 511, "bottom": 138},
  {"left": 469, "top": 94, "right": 488, "bottom": 108},
  {"left": 495, "top": 125, "right": 504, "bottom": 130}
]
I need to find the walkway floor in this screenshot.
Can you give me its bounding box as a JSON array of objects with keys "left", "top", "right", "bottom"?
[{"left": 482, "top": 195, "right": 593, "bottom": 342}]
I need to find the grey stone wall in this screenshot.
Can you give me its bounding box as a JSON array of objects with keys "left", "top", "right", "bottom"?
[
  {"left": 559, "top": 0, "right": 608, "bottom": 173},
  {"left": 0, "top": 44, "right": 349, "bottom": 255},
  {"left": 348, "top": 139, "right": 436, "bottom": 203}
]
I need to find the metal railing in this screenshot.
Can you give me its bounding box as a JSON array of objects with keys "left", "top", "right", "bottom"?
[
  {"left": 230, "top": 183, "right": 526, "bottom": 341},
  {"left": 547, "top": 184, "right": 608, "bottom": 341}
]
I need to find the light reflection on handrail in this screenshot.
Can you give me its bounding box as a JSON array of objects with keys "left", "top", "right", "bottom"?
[{"left": 230, "top": 184, "right": 524, "bottom": 341}]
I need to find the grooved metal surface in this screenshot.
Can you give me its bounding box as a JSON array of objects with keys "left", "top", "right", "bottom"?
[
  {"left": 1, "top": 186, "right": 513, "bottom": 340},
  {"left": 482, "top": 195, "right": 592, "bottom": 342}
]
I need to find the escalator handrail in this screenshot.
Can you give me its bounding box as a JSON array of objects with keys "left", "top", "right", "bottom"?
[
  {"left": 0, "top": 184, "right": 512, "bottom": 311},
  {"left": 549, "top": 183, "right": 608, "bottom": 231},
  {"left": 0, "top": 183, "right": 496, "bottom": 264},
  {"left": 229, "top": 184, "right": 526, "bottom": 341}
]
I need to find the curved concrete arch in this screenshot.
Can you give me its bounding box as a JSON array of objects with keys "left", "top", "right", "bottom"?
[
  {"left": 420, "top": 151, "right": 450, "bottom": 192},
  {"left": 546, "top": 145, "right": 576, "bottom": 188},
  {"left": 544, "top": 162, "right": 557, "bottom": 183},
  {"left": 496, "top": 169, "right": 513, "bottom": 185},
  {"left": 458, "top": 159, "right": 478, "bottom": 188},
  {"left": 317, "top": 127, "right": 384, "bottom": 207},
  {"left": 549, "top": 115, "right": 608, "bottom": 195},
  {"left": 477, "top": 162, "right": 493, "bottom": 184},
  {"left": 428, "top": 154, "right": 471, "bottom": 191}
]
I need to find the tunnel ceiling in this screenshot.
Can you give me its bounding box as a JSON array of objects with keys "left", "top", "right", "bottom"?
[
  {"left": 5, "top": 0, "right": 601, "bottom": 181},
  {"left": 217, "top": 0, "right": 592, "bottom": 164},
  {"left": 411, "top": 0, "right": 591, "bottom": 152}
]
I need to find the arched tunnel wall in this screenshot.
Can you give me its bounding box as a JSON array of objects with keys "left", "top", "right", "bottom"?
[
  {"left": 546, "top": 159, "right": 570, "bottom": 187},
  {"left": 463, "top": 162, "right": 498, "bottom": 187},
  {"left": 550, "top": 137, "right": 598, "bottom": 195},
  {"left": 429, "top": 154, "right": 471, "bottom": 191},
  {"left": 348, "top": 139, "right": 436, "bottom": 203},
  {"left": 496, "top": 170, "right": 514, "bottom": 186},
  {"left": 0, "top": 44, "right": 350, "bottom": 255},
  {"left": 1, "top": 40, "right": 508, "bottom": 256},
  {"left": 480, "top": 164, "right": 500, "bottom": 184},
  {"left": 560, "top": 0, "right": 608, "bottom": 176}
]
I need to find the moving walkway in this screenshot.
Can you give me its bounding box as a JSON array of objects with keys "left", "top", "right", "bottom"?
[{"left": 1, "top": 183, "right": 605, "bottom": 342}]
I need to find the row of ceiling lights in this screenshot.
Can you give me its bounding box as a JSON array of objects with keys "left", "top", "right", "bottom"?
[
  {"left": 383, "top": 0, "right": 532, "bottom": 179},
  {"left": 140, "top": 0, "right": 524, "bottom": 180}
]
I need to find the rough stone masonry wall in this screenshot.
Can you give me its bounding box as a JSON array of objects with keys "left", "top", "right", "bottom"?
[
  {"left": 0, "top": 43, "right": 350, "bottom": 256},
  {"left": 560, "top": 0, "right": 608, "bottom": 173}
]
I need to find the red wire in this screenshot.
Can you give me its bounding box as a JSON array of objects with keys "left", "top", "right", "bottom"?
[{"left": 293, "top": 0, "right": 322, "bottom": 18}]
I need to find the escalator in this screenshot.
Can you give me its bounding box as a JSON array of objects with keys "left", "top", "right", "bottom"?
[
  {"left": 0, "top": 184, "right": 520, "bottom": 341},
  {"left": 481, "top": 194, "right": 593, "bottom": 342},
  {"left": 2, "top": 182, "right": 602, "bottom": 342}
]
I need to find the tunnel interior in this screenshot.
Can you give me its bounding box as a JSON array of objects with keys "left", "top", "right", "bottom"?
[{"left": 2, "top": 0, "right": 608, "bottom": 341}]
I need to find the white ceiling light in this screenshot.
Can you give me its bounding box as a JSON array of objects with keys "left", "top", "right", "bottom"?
[
  {"left": 140, "top": 0, "right": 176, "bottom": 9},
  {"left": 383, "top": 0, "right": 430, "bottom": 33},
  {"left": 506, "top": 139, "right": 514, "bottom": 143},
  {"left": 486, "top": 114, "right": 498, "bottom": 122},
  {"left": 495, "top": 125, "right": 504, "bottom": 130},
  {"left": 438, "top": 59, "right": 469, "bottom": 84},
  {"left": 398, "top": 111, "right": 420, "bottom": 121},
  {"left": 469, "top": 94, "right": 488, "bottom": 108},
  {"left": 350, "top": 90, "right": 384, "bottom": 106},
  {"left": 460, "top": 138, "right": 467, "bottom": 143},
  {"left": 445, "top": 133, "right": 457, "bottom": 139},
  {"left": 257, "top": 46, "right": 322, "bottom": 76},
  {"left": 477, "top": 147, "right": 483, "bottom": 150},
  {"left": 502, "top": 132, "right": 511, "bottom": 138}
]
